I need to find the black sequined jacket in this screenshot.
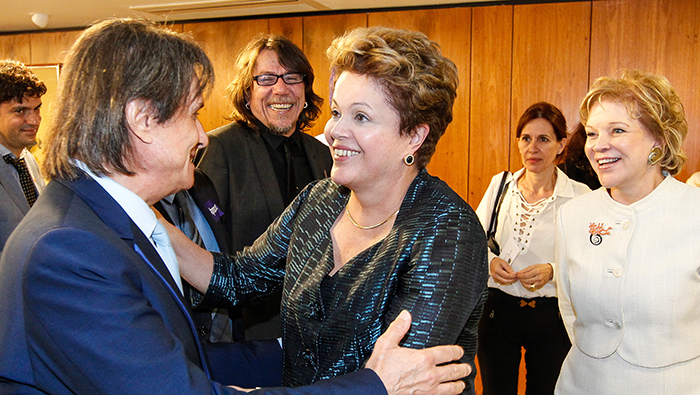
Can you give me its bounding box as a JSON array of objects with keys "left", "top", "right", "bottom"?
[{"left": 200, "top": 169, "right": 489, "bottom": 393}]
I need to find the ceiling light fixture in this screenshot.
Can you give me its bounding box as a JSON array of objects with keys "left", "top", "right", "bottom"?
[{"left": 31, "top": 13, "right": 49, "bottom": 29}]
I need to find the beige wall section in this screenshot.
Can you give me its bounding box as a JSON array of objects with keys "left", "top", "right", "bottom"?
[
  {"left": 0, "top": 34, "right": 31, "bottom": 63},
  {"left": 269, "top": 16, "right": 303, "bottom": 47},
  {"left": 1, "top": 0, "right": 699, "bottom": 206},
  {"left": 29, "top": 30, "right": 82, "bottom": 64},
  {"left": 183, "top": 19, "right": 270, "bottom": 132}
]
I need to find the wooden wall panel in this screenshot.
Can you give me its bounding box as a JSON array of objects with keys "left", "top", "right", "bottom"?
[
  {"left": 302, "top": 13, "right": 367, "bottom": 138},
  {"left": 469, "top": 5, "right": 514, "bottom": 207},
  {"left": 368, "top": 8, "right": 472, "bottom": 200},
  {"left": 167, "top": 23, "right": 185, "bottom": 33},
  {"left": 183, "top": 19, "right": 269, "bottom": 132},
  {"left": 0, "top": 34, "right": 31, "bottom": 63},
  {"left": 29, "top": 30, "right": 82, "bottom": 64},
  {"left": 590, "top": 0, "right": 700, "bottom": 180},
  {"left": 1, "top": 0, "right": 699, "bottom": 189},
  {"left": 511, "top": 2, "right": 591, "bottom": 173},
  {"left": 269, "top": 16, "right": 303, "bottom": 48}
]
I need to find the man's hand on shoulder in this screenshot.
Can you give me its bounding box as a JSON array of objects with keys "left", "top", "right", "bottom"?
[{"left": 366, "top": 310, "right": 470, "bottom": 395}]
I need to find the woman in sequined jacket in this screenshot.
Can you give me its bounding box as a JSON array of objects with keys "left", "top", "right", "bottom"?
[{"left": 173, "top": 27, "right": 488, "bottom": 393}]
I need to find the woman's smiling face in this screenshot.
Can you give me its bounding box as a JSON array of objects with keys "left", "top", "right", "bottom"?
[
  {"left": 324, "top": 71, "right": 414, "bottom": 191},
  {"left": 585, "top": 100, "right": 661, "bottom": 198}
]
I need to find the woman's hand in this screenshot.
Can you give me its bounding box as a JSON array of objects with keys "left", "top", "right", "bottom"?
[
  {"left": 490, "top": 257, "right": 518, "bottom": 286},
  {"left": 516, "top": 263, "right": 553, "bottom": 292}
]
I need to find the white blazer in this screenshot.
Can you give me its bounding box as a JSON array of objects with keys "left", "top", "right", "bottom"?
[{"left": 556, "top": 176, "right": 700, "bottom": 368}]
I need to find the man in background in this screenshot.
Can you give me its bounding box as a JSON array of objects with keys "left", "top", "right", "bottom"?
[
  {"left": 0, "top": 60, "right": 46, "bottom": 254},
  {"left": 0, "top": 18, "right": 469, "bottom": 395},
  {"left": 198, "top": 35, "right": 332, "bottom": 341}
]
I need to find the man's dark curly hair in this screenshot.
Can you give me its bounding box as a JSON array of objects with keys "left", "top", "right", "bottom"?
[{"left": 0, "top": 60, "right": 47, "bottom": 104}]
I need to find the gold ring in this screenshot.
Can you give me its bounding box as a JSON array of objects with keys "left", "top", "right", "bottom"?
[{"left": 529, "top": 283, "right": 536, "bottom": 291}]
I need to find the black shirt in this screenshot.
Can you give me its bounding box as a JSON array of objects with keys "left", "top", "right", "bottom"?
[{"left": 260, "top": 127, "right": 315, "bottom": 206}]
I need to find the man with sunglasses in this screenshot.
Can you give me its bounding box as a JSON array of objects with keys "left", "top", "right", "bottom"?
[{"left": 197, "top": 35, "right": 332, "bottom": 343}]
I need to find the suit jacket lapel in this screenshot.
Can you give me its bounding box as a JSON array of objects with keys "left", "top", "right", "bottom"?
[
  {"left": 61, "top": 175, "right": 210, "bottom": 374},
  {"left": 246, "top": 129, "right": 286, "bottom": 219},
  {"left": 301, "top": 132, "right": 331, "bottom": 180},
  {"left": 62, "top": 175, "right": 186, "bottom": 304},
  {"left": 129, "top": 220, "right": 187, "bottom": 300},
  {"left": 0, "top": 161, "right": 30, "bottom": 214}
]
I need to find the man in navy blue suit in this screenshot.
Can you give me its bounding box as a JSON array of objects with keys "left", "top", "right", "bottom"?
[{"left": 0, "top": 18, "right": 469, "bottom": 395}]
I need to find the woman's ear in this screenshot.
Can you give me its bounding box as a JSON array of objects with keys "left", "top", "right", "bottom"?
[
  {"left": 125, "top": 99, "right": 155, "bottom": 144},
  {"left": 408, "top": 124, "right": 430, "bottom": 152},
  {"left": 653, "top": 137, "right": 666, "bottom": 150},
  {"left": 557, "top": 137, "right": 568, "bottom": 156}
]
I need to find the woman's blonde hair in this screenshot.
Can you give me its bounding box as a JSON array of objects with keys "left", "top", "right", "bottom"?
[{"left": 580, "top": 69, "right": 687, "bottom": 176}]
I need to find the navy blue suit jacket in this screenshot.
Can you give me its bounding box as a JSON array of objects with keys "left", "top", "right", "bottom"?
[
  {"left": 0, "top": 174, "right": 385, "bottom": 395},
  {"left": 155, "top": 169, "right": 284, "bottom": 387}
]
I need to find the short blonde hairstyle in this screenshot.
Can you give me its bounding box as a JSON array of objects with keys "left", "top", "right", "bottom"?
[{"left": 580, "top": 69, "right": 687, "bottom": 176}]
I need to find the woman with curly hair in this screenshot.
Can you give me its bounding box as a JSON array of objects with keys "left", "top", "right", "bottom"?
[
  {"left": 556, "top": 70, "right": 700, "bottom": 394},
  {"left": 173, "top": 26, "right": 488, "bottom": 393}
]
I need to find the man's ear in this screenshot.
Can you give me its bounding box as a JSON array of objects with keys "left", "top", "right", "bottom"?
[
  {"left": 243, "top": 91, "right": 251, "bottom": 109},
  {"left": 125, "top": 99, "right": 155, "bottom": 144}
]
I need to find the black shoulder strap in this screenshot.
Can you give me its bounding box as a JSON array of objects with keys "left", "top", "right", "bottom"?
[{"left": 487, "top": 171, "right": 510, "bottom": 237}]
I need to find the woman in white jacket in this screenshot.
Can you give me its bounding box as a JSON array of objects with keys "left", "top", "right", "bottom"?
[
  {"left": 555, "top": 70, "right": 700, "bottom": 394},
  {"left": 476, "top": 102, "right": 590, "bottom": 395}
]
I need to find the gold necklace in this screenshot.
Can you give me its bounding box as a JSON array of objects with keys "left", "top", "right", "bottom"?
[{"left": 345, "top": 207, "right": 400, "bottom": 230}]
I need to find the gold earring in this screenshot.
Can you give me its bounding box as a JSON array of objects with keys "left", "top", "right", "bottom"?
[
  {"left": 404, "top": 154, "right": 415, "bottom": 166},
  {"left": 647, "top": 147, "right": 662, "bottom": 166}
]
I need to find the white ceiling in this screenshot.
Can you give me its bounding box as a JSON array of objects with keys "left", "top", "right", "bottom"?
[{"left": 2, "top": 0, "right": 499, "bottom": 33}]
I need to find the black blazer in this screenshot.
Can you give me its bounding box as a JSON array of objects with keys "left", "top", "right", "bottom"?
[
  {"left": 197, "top": 122, "right": 332, "bottom": 339},
  {"left": 154, "top": 168, "right": 233, "bottom": 341},
  {"left": 198, "top": 122, "right": 332, "bottom": 253}
]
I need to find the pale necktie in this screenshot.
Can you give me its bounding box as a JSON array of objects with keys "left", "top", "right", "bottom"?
[{"left": 150, "top": 221, "right": 184, "bottom": 294}]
